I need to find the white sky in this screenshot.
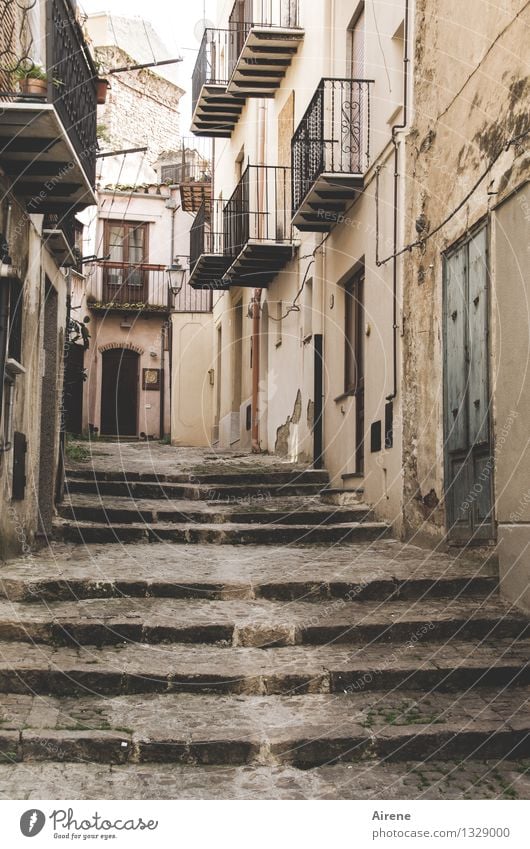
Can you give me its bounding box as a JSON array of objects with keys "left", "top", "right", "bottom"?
[{"left": 81, "top": 0, "right": 217, "bottom": 129}]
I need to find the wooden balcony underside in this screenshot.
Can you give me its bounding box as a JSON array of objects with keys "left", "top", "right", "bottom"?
[
  {"left": 292, "top": 173, "right": 364, "bottom": 232},
  {"left": 180, "top": 181, "right": 212, "bottom": 214},
  {"left": 190, "top": 85, "right": 245, "bottom": 138},
  {"left": 224, "top": 240, "right": 294, "bottom": 288},
  {"left": 227, "top": 28, "right": 304, "bottom": 97},
  {"left": 189, "top": 254, "right": 233, "bottom": 290},
  {"left": 0, "top": 104, "right": 96, "bottom": 211}
]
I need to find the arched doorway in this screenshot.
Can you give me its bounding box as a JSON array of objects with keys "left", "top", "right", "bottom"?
[{"left": 101, "top": 348, "right": 139, "bottom": 436}]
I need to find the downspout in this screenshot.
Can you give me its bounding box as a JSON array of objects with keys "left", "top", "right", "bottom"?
[
  {"left": 0, "top": 201, "right": 14, "bottom": 453},
  {"left": 386, "top": 0, "right": 410, "bottom": 401},
  {"left": 251, "top": 100, "right": 266, "bottom": 453}
]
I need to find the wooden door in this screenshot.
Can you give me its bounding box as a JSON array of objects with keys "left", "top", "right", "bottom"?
[
  {"left": 101, "top": 349, "right": 139, "bottom": 436},
  {"left": 443, "top": 226, "right": 494, "bottom": 541},
  {"left": 63, "top": 343, "right": 85, "bottom": 436}
]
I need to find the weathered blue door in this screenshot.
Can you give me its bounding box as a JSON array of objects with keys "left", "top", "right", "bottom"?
[{"left": 443, "top": 226, "right": 494, "bottom": 541}]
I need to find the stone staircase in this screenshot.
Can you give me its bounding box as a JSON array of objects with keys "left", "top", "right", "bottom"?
[
  {"left": 0, "top": 451, "right": 528, "bottom": 798},
  {"left": 54, "top": 465, "right": 390, "bottom": 545}
]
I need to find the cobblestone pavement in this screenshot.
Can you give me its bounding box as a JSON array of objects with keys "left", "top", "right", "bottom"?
[
  {"left": 0, "top": 760, "right": 528, "bottom": 800},
  {"left": 0, "top": 443, "right": 528, "bottom": 799}
]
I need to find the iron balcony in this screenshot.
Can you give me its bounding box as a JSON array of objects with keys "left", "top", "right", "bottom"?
[
  {"left": 189, "top": 200, "right": 232, "bottom": 292},
  {"left": 223, "top": 164, "right": 293, "bottom": 288},
  {"left": 191, "top": 1, "right": 303, "bottom": 138},
  {"left": 292, "top": 78, "right": 373, "bottom": 232},
  {"left": 0, "top": 0, "right": 98, "bottom": 212}
]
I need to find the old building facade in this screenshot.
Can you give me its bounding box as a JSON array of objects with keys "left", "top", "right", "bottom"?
[
  {"left": 187, "top": 0, "right": 409, "bottom": 530},
  {"left": 0, "top": 0, "right": 97, "bottom": 556},
  {"left": 74, "top": 14, "right": 211, "bottom": 442},
  {"left": 402, "top": 0, "right": 530, "bottom": 606}
]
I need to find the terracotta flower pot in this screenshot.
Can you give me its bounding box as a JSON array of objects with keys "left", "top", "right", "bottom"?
[
  {"left": 20, "top": 77, "right": 47, "bottom": 96},
  {"left": 96, "top": 78, "right": 109, "bottom": 105}
]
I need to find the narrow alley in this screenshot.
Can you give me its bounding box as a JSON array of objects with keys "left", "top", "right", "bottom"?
[{"left": 0, "top": 441, "right": 528, "bottom": 799}]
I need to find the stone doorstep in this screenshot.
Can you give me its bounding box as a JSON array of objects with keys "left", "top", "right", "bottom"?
[
  {"left": 0, "top": 639, "right": 527, "bottom": 696},
  {"left": 65, "top": 468, "right": 330, "bottom": 486},
  {"left": 57, "top": 503, "right": 374, "bottom": 526},
  {"left": 0, "top": 759, "right": 528, "bottom": 800},
  {"left": 0, "top": 705, "right": 529, "bottom": 766},
  {"left": 54, "top": 521, "right": 392, "bottom": 546},
  {"left": 0, "top": 597, "right": 526, "bottom": 648},
  {"left": 0, "top": 575, "right": 500, "bottom": 604},
  {"left": 64, "top": 480, "right": 327, "bottom": 501}
]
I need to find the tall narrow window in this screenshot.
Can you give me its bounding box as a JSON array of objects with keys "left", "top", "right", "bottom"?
[
  {"left": 103, "top": 221, "right": 149, "bottom": 300},
  {"left": 345, "top": 269, "right": 365, "bottom": 475},
  {"left": 344, "top": 271, "right": 364, "bottom": 394}
]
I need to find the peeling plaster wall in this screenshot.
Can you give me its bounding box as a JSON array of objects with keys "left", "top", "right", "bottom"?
[
  {"left": 402, "top": 1, "right": 530, "bottom": 554},
  {"left": 0, "top": 205, "right": 67, "bottom": 560}
]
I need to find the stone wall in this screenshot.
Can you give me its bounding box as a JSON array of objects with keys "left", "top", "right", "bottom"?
[{"left": 96, "top": 46, "right": 183, "bottom": 167}]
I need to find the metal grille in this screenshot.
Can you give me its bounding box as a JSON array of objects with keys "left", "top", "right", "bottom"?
[
  {"left": 292, "top": 78, "right": 372, "bottom": 215},
  {"left": 190, "top": 199, "right": 225, "bottom": 268},
  {"left": 224, "top": 164, "right": 291, "bottom": 258},
  {"left": 192, "top": 28, "right": 233, "bottom": 114},
  {"left": 47, "top": 0, "right": 98, "bottom": 186}
]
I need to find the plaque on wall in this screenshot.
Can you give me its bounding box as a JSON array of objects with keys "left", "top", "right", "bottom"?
[{"left": 142, "top": 368, "right": 161, "bottom": 391}]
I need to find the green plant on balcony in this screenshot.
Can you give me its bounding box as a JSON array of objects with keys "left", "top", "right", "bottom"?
[{"left": 14, "top": 60, "right": 63, "bottom": 96}]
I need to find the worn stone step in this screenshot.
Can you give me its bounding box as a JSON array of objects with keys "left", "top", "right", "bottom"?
[
  {"left": 58, "top": 497, "right": 373, "bottom": 526},
  {"left": 1, "top": 758, "right": 528, "bottom": 800},
  {"left": 0, "top": 542, "right": 499, "bottom": 603},
  {"left": 65, "top": 479, "right": 326, "bottom": 500},
  {"left": 66, "top": 468, "right": 330, "bottom": 487},
  {"left": 0, "top": 597, "right": 525, "bottom": 647},
  {"left": 53, "top": 520, "right": 392, "bottom": 546},
  {"left": 0, "top": 689, "right": 528, "bottom": 767},
  {"left": 0, "top": 638, "right": 527, "bottom": 696}
]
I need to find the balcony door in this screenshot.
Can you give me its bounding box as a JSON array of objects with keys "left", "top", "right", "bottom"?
[
  {"left": 104, "top": 222, "right": 148, "bottom": 303},
  {"left": 101, "top": 349, "right": 139, "bottom": 437}
]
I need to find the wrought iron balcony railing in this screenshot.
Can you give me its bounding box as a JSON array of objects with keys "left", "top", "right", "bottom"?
[
  {"left": 223, "top": 164, "right": 293, "bottom": 287},
  {"left": 47, "top": 0, "right": 98, "bottom": 185},
  {"left": 224, "top": 164, "right": 292, "bottom": 257},
  {"left": 291, "top": 78, "right": 373, "bottom": 232},
  {"left": 191, "top": 29, "right": 245, "bottom": 138},
  {"left": 88, "top": 262, "right": 170, "bottom": 311},
  {"left": 42, "top": 211, "right": 79, "bottom": 267},
  {"left": 0, "top": 0, "right": 97, "bottom": 208},
  {"left": 226, "top": 0, "right": 303, "bottom": 97},
  {"left": 189, "top": 200, "right": 232, "bottom": 291}
]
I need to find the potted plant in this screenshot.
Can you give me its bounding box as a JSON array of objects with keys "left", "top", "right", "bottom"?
[
  {"left": 94, "top": 60, "right": 110, "bottom": 104},
  {"left": 14, "top": 61, "right": 48, "bottom": 96}
]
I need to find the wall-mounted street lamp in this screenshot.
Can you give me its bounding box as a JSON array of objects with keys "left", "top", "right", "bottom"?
[{"left": 167, "top": 258, "right": 187, "bottom": 298}]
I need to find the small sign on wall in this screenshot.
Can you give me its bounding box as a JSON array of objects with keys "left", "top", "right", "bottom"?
[{"left": 143, "top": 368, "right": 161, "bottom": 391}]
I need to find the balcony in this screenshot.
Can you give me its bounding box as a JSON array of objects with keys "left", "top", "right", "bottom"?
[
  {"left": 191, "top": 29, "right": 246, "bottom": 138},
  {"left": 223, "top": 164, "right": 293, "bottom": 288},
  {"left": 0, "top": 0, "right": 97, "bottom": 212},
  {"left": 291, "top": 79, "right": 373, "bottom": 232},
  {"left": 226, "top": 0, "right": 304, "bottom": 98},
  {"left": 87, "top": 262, "right": 170, "bottom": 314},
  {"left": 42, "top": 212, "right": 78, "bottom": 267},
  {"left": 189, "top": 200, "right": 232, "bottom": 291}
]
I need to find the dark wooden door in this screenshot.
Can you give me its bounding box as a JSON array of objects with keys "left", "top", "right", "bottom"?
[
  {"left": 101, "top": 349, "right": 139, "bottom": 436},
  {"left": 443, "top": 226, "right": 494, "bottom": 542},
  {"left": 63, "top": 343, "right": 85, "bottom": 435}
]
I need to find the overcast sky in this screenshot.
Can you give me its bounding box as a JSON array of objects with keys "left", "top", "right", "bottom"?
[{"left": 81, "top": 0, "right": 217, "bottom": 129}]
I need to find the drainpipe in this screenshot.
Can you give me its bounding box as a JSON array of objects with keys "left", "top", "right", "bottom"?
[
  {"left": 0, "top": 201, "right": 14, "bottom": 443},
  {"left": 386, "top": 0, "right": 410, "bottom": 402},
  {"left": 251, "top": 101, "right": 267, "bottom": 453}
]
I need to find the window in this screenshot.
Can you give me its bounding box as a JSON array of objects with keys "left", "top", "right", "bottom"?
[
  {"left": 103, "top": 221, "right": 149, "bottom": 293},
  {"left": 303, "top": 279, "right": 313, "bottom": 342},
  {"left": 344, "top": 271, "right": 364, "bottom": 394},
  {"left": 348, "top": 5, "right": 365, "bottom": 78},
  {"left": 275, "top": 300, "right": 283, "bottom": 347}
]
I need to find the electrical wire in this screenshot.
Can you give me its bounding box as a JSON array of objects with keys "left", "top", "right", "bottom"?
[{"left": 376, "top": 127, "right": 530, "bottom": 266}]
